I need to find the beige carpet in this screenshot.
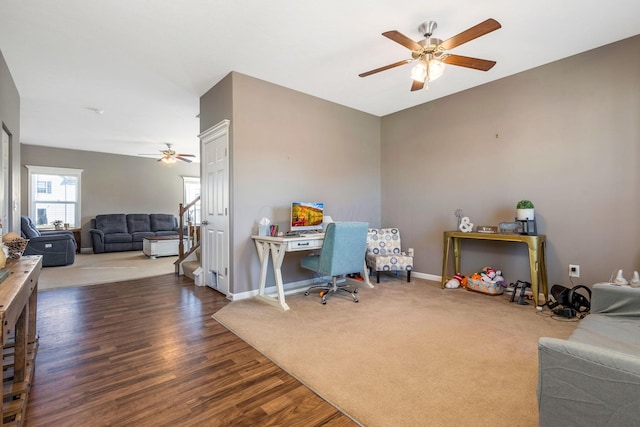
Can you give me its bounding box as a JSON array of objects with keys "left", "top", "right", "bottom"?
[
  {"left": 38, "top": 251, "right": 176, "bottom": 291},
  {"left": 213, "top": 279, "right": 578, "bottom": 427}
]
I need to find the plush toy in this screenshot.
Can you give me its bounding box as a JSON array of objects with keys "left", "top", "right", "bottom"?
[
  {"left": 494, "top": 271, "right": 508, "bottom": 288},
  {"left": 470, "top": 273, "right": 483, "bottom": 282},
  {"left": 477, "top": 266, "right": 508, "bottom": 287},
  {"left": 445, "top": 273, "right": 466, "bottom": 289},
  {"left": 480, "top": 266, "right": 497, "bottom": 282}
]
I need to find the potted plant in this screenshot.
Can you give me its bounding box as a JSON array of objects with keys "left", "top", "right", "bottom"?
[
  {"left": 52, "top": 219, "right": 64, "bottom": 230},
  {"left": 516, "top": 200, "right": 535, "bottom": 220}
]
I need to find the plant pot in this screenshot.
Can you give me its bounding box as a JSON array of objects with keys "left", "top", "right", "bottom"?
[{"left": 516, "top": 208, "right": 534, "bottom": 221}]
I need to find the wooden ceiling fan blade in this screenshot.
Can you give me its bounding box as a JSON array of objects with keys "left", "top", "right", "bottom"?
[
  {"left": 442, "top": 54, "right": 496, "bottom": 71},
  {"left": 410, "top": 79, "right": 424, "bottom": 91},
  {"left": 359, "top": 59, "right": 411, "bottom": 77},
  {"left": 176, "top": 157, "right": 193, "bottom": 163},
  {"left": 382, "top": 30, "right": 422, "bottom": 51},
  {"left": 439, "top": 18, "right": 501, "bottom": 50},
  {"left": 176, "top": 153, "right": 195, "bottom": 157}
]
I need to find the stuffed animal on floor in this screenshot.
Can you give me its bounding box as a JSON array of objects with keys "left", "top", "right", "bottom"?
[
  {"left": 479, "top": 266, "right": 508, "bottom": 287},
  {"left": 445, "top": 273, "right": 466, "bottom": 289},
  {"left": 481, "top": 267, "right": 497, "bottom": 282}
]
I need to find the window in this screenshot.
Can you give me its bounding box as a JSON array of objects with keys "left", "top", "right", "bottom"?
[
  {"left": 183, "top": 176, "right": 201, "bottom": 224},
  {"left": 26, "top": 166, "right": 83, "bottom": 228},
  {"left": 37, "top": 180, "right": 52, "bottom": 194}
]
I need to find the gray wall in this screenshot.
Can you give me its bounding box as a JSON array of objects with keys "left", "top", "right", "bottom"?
[
  {"left": 200, "top": 72, "right": 234, "bottom": 132},
  {"left": 200, "top": 72, "right": 381, "bottom": 295},
  {"left": 381, "top": 34, "right": 640, "bottom": 286},
  {"left": 0, "top": 50, "right": 21, "bottom": 233},
  {"left": 20, "top": 144, "right": 200, "bottom": 251}
]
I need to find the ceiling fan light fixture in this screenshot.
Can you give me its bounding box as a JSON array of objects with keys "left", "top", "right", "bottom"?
[
  {"left": 428, "top": 58, "right": 445, "bottom": 81},
  {"left": 410, "top": 60, "right": 428, "bottom": 82},
  {"left": 161, "top": 156, "right": 177, "bottom": 164},
  {"left": 359, "top": 18, "right": 501, "bottom": 93}
]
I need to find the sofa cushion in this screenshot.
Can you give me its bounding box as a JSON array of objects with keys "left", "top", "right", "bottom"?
[
  {"left": 150, "top": 214, "right": 177, "bottom": 232},
  {"left": 569, "top": 315, "right": 640, "bottom": 357},
  {"left": 104, "top": 233, "right": 132, "bottom": 244},
  {"left": 96, "top": 214, "right": 127, "bottom": 234},
  {"left": 127, "top": 214, "right": 151, "bottom": 233},
  {"left": 131, "top": 231, "right": 155, "bottom": 242},
  {"left": 367, "top": 228, "right": 403, "bottom": 255}
]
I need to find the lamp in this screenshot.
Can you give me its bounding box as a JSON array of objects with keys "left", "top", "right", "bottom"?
[
  {"left": 428, "top": 58, "right": 445, "bottom": 80},
  {"left": 161, "top": 156, "right": 176, "bottom": 164},
  {"left": 410, "top": 56, "right": 445, "bottom": 87},
  {"left": 410, "top": 60, "right": 428, "bottom": 82}
]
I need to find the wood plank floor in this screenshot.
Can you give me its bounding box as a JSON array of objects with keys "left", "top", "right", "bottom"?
[{"left": 25, "top": 274, "right": 357, "bottom": 426}]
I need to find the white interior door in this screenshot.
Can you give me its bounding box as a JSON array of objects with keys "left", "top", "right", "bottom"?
[{"left": 200, "top": 120, "right": 230, "bottom": 295}]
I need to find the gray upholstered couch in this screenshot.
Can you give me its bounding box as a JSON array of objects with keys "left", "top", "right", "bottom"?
[
  {"left": 538, "top": 283, "right": 640, "bottom": 426},
  {"left": 89, "top": 213, "right": 180, "bottom": 254}
]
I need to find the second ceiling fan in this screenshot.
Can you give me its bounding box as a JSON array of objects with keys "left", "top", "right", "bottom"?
[
  {"left": 157, "top": 143, "right": 195, "bottom": 163},
  {"left": 359, "top": 18, "right": 501, "bottom": 91}
]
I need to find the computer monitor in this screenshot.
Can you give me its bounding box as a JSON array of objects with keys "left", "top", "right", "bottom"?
[{"left": 290, "top": 202, "right": 324, "bottom": 232}]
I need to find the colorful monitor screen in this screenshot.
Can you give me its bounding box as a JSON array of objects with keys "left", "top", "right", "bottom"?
[{"left": 290, "top": 202, "right": 324, "bottom": 232}]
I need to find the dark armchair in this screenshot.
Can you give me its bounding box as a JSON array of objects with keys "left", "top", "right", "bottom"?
[{"left": 21, "top": 215, "right": 76, "bottom": 267}]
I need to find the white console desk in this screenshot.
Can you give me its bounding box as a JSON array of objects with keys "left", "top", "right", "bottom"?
[{"left": 251, "top": 234, "right": 372, "bottom": 311}]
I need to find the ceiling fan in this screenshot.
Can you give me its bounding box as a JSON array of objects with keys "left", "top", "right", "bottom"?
[
  {"left": 359, "top": 18, "right": 501, "bottom": 91},
  {"left": 148, "top": 143, "right": 196, "bottom": 164}
]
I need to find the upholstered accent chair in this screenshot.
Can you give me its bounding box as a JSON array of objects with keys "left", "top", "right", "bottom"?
[
  {"left": 366, "top": 228, "right": 413, "bottom": 283},
  {"left": 20, "top": 215, "right": 76, "bottom": 267},
  {"left": 301, "top": 222, "right": 368, "bottom": 305}
]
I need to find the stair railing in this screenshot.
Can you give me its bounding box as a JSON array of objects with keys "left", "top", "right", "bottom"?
[{"left": 175, "top": 195, "right": 201, "bottom": 273}]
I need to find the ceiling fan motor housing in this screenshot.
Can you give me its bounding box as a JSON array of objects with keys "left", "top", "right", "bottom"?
[{"left": 418, "top": 21, "right": 437, "bottom": 38}]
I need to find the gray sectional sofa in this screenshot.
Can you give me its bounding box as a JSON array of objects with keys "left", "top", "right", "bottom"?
[
  {"left": 537, "top": 283, "right": 640, "bottom": 427},
  {"left": 89, "top": 213, "right": 180, "bottom": 253}
]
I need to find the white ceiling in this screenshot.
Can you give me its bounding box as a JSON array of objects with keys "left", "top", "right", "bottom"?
[{"left": 1, "top": 1, "right": 639, "bottom": 162}]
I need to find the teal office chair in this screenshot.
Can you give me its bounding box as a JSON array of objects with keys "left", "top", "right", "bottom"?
[{"left": 301, "top": 221, "right": 368, "bottom": 305}]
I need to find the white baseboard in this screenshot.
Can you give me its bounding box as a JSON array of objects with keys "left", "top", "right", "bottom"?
[
  {"left": 227, "top": 272, "right": 442, "bottom": 302},
  {"left": 411, "top": 271, "right": 441, "bottom": 282},
  {"left": 227, "top": 276, "right": 334, "bottom": 302}
]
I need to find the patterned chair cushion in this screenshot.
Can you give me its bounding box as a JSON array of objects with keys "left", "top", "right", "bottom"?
[{"left": 366, "top": 228, "right": 413, "bottom": 273}]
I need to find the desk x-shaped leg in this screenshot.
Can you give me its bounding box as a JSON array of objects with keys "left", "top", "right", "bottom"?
[{"left": 254, "top": 239, "right": 290, "bottom": 311}]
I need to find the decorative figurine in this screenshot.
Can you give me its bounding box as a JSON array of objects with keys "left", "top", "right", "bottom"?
[{"left": 459, "top": 216, "right": 474, "bottom": 232}]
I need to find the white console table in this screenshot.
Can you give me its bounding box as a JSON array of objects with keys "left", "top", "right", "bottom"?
[{"left": 251, "top": 234, "right": 372, "bottom": 311}]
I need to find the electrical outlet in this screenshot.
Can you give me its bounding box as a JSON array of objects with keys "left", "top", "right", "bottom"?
[{"left": 569, "top": 264, "right": 580, "bottom": 278}]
